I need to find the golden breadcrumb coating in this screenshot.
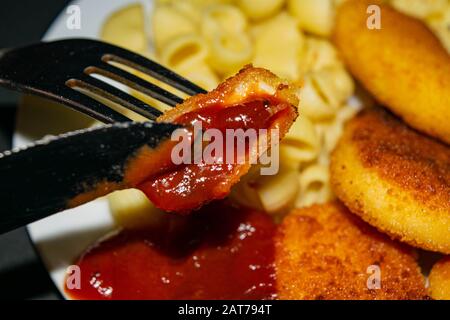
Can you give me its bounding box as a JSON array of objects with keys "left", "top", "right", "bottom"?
[
  {"left": 275, "top": 202, "right": 427, "bottom": 300},
  {"left": 429, "top": 256, "right": 450, "bottom": 300},
  {"left": 333, "top": 0, "right": 450, "bottom": 144},
  {"left": 331, "top": 108, "right": 450, "bottom": 254},
  {"left": 158, "top": 65, "right": 299, "bottom": 129}
]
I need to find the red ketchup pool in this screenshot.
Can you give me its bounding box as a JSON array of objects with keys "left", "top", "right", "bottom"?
[{"left": 65, "top": 202, "right": 277, "bottom": 300}]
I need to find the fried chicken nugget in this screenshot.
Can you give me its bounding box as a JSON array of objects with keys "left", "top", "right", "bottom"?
[
  {"left": 333, "top": 0, "right": 450, "bottom": 145},
  {"left": 330, "top": 108, "right": 450, "bottom": 254},
  {"left": 429, "top": 256, "right": 450, "bottom": 300},
  {"left": 275, "top": 202, "right": 427, "bottom": 300}
]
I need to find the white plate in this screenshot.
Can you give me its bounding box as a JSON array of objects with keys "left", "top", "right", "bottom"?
[{"left": 13, "top": 0, "right": 153, "bottom": 299}]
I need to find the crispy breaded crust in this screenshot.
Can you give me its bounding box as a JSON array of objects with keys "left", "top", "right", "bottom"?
[
  {"left": 330, "top": 108, "right": 450, "bottom": 254},
  {"left": 333, "top": 0, "right": 450, "bottom": 144},
  {"left": 158, "top": 65, "right": 299, "bottom": 137},
  {"left": 151, "top": 66, "right": 299, "bottom": 212},
  {"left": 275, "top": 202, "right": 427, "bottom": 300},
  {"left": 429, "top": 256, "right": 450, "bottom": 300}
]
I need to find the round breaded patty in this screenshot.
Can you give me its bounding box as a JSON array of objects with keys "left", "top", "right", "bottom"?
[
  {"left": 275, "top": 202, "right": 427, "bottom": 300},
  {"left": 330, "top": 108, "right": 450, "bottom": 254},
  {"left": 429, "top": 256, "right": 450, "bottom": 300},
  {"left": 334, "top": 0, "right": 450, "bottom": 145}
]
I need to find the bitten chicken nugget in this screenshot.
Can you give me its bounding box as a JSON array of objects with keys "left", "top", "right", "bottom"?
[
  {"left": 330, "top": 108, "right": 450, "bottom": 254},
  {"left": 333, "top": 0, "right": 450, "bottom": 144},
  {"left": 275, "top": 202, "right": 427, "bottom": 300},
  {"left": 429, "top": 256, "right": 450, "bottom": 300}
]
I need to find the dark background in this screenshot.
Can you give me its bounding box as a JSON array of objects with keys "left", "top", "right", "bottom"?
[{"left": 0, "top": 0, "right": 71, "bottom": 299}]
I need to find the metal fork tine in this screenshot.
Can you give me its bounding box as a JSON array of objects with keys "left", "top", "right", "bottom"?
[
  {"left": 89, "top": 63, "right": 184, "bottom": 107},
  {"left": 102, "top": 52, "right": 207, "bottom": 96},
  {"left": 73, "top": 76, "right": 163, "bottom": 120},
  {"left": 51, "top": 85, "right": 132, "bottom": 124},
  {"left": 0, "top": 39, "right": 210, "bottom": 124}
]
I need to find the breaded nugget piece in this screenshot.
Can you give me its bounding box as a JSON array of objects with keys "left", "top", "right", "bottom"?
[
  {"left": 158, "top": 65, "right": 299, "bottom": 125},
  {"left": 275, "top": 202, "right": 427, "bottom": 300},
  {"left": 333, "top": 0, "right": 450, "bottom": 144},
  {"left": 429, "top": 256, "right": 450, "bottom": 300},
  {"left": 140, "top": 66, "right": 298, "bottom": 212},
  {"left": 330, "top": 108, "right": 450, "bottom": 254}
]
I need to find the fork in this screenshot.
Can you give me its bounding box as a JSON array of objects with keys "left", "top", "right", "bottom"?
[
  {"left": 0, "top": 38, "right": 206, "bottom": 123},
  {"left": 0, "top": 38, "right": 206, "bottom": 233}
]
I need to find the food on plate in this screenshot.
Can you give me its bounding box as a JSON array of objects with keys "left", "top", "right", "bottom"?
[
  {"left": 427, "top": 4, "right": 450, "bottom": 53},
  {"left": 66, "top": 202, "right": 277, "bottom": 300},
  {"left": 144, "top": 0, "right": 356, "bottom": 211},
  {"left": 334, "top": 0, "right": 450, "bottom": 144},
  {"left": 429, "top": 256, "right": 450, "bottom": 300},
  {"left": 251, "top": 12, "right": 303, "bottom": 81},
  {"left": 101, "top": 4, "right": 147, "bottom": 54},
  {"left": 108, "top": 189, "right": 165, "bottom": 230},
  {"left": 390, "top": 0, "right": 448, "bottom": 19},
  {"left": 230, "top": 165, "right": 301, "bottom": 214},
  {"left": 237, "top": 0, "right": 285, "bottom": 21},
  {"left": 296, "top": 163, "right": 332, "bottom": 208},
  {"left": 287, "top": 0, "right": 335, "bottom": 37},
  {"left": 275, "top": 202, "right": 428, "bottom": 300},
  {"left": 330, "top": 108, "right": 450, "bottom": 254},
  {"left": 65, "top": 0, "right": 450, "bottom": 300},
  {"left": 152, "top": 3, "right": 198, "bottom": 53},
  {"left": 138, "top": 66, "right": 298, "bottom": 213}
]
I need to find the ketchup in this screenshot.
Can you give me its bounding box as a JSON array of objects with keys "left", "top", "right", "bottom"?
[
  {"left": 65, "top": 202, "right": 277, "bottom": 300},
  {"left": 138, "top": 99, "right": 292, "bottom": 213}
]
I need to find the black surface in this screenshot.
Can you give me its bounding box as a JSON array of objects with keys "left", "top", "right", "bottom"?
[{"left": 0, "top": 0, "right": 72, "bottom": 300}]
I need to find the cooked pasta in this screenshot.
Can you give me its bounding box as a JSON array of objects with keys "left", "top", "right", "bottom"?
[
  {"left": 336, "top": 103, "right": 360, "bottom": 123},
  {"left": 390, "top": 0, "right": 448, "bottom": 19},
  {"left": 288, "top": 0, "right": 335, "bottom": 37},
  {"left": 280, "top": 115, "right": 320, "bottom": 167},
  {"left": 169, "top": 1, "right": 202, "bottom": 24},
  {"left": 199, "top": 5, "right": 253, "bottom": 75},
  {"left": 101, "top": 4, "right": 147, "bottom": 54},
  {"left": 298, "top": 76, "right": 336, "bottom": 120},
  {"left": 252, "top": 13, "right": 304, "bottom": 80},
  {"left": 207, "top": 31, "right": 253, "bottom": 76},
  {"left": 151, "top": 4, "right": 197, "bottom": 52},
  {"left": 237, "top": 0, "right": 285, "bottom": 21},
  {"left": 159, "top": 34, "right": 209, "bottom": 69},
  {"left": 201, "top": 4, "right": 248, "bottom": 39},
  {"left": 256, "top": 166, "right": 300, "bottom": 213},
  {"left": 300, "top": 36, "right": 342, "bottom": 74},
  {"left": 108, "top": 189, "right": 165, "bottom": 230},
  {"left": 296, "top": 163, "right": 332, "bottom": 208},
  {"left": 315, "top": 120, "right": 343, "bottom": 155},
  {"left": 176, "top": 61, "right": 220, "bottom": 91},
  {"left": 426, "top": 4, "right": 450, "bottom": 53},
  {"left": 230, "top": 165, "right": 300, "bottom": 214},
  {"left": 312, "top": 66, "right": 355, "bottom": 109}
]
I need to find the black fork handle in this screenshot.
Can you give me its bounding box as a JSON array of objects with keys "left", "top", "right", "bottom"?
[{"left": 0, "top": 121, "right": 179, "bottom": 234}]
